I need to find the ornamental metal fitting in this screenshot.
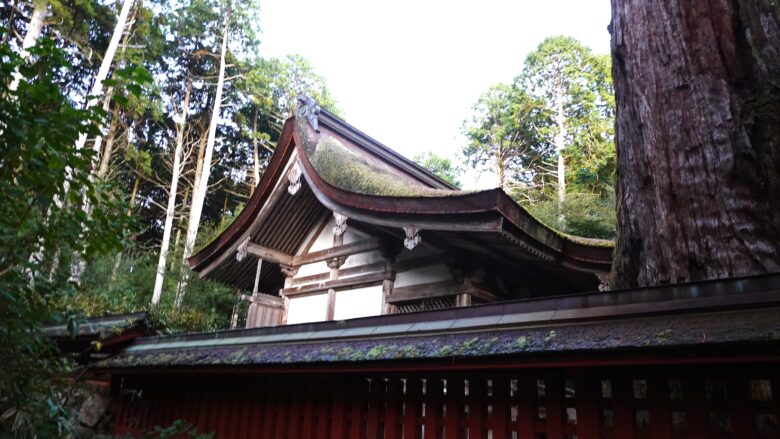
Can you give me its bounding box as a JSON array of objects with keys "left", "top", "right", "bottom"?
[
  {"left": 403, "top": 227, "right": 421, "bottom": 250},
  {"left": 296, "top": 94, "right": 321, "bottom": 133},
  {"left": 236, "top": 237, "right": 250, "bottom": 262},
  {"left": 333, "top": 212, "right": 348, "bottom": 237},
  {"left": 287, "top": 161, "right": 302, "bottom": 195}
]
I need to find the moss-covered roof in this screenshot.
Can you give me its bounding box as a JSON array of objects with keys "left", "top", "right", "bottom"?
[
  {"left": 298, "top": 118, "right": 463, "bottom": 197},
  {"left": 95, "top": 274, "right": 780, "bottom": 369},
  {"left": 97, "top": 307, "right": 779, "bottom": 368},
  {"left": 43, "top": 312, "right": 152, "bottom": 339}
]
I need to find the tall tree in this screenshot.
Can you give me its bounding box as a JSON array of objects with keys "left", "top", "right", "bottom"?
[
  {"left": 610, "top": 0, "right": 780, "bottom": 288},
  {"left": 177, "top": 3, "right": 232, "bottom": 307},
  {"left": 152, "top": 76, "right": 192, "bottom": 305},
  {"left": 462, "top": 84, "right": 547, "bottom": 191},
  {"left": 518, "top": 37, "right": 614, "bottom": 211}
]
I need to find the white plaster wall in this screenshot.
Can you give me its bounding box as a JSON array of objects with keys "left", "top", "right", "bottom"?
[
  {"left": 286, "top": 293, "right": 328, "bottom": 324},
  {"left": 341, "top": 250, "right": 383, "bottom": 269},
  {"left": 334, "top": 285, "right": 383, "bottom": 320},
  {"left": 294, "top": 218, "right": 377, "bottom": 279},
  {"left": 393, "top": 263, "right": 452, "bottom": 288}
]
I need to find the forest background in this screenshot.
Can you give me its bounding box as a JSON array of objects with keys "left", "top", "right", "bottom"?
[{"left": 0, "top": 0, "right": 615, "bottom": 434}]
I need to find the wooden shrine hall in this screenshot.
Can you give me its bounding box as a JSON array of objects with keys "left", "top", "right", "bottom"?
[
  {"left": 188, "top": 97, "right": 613, "bottom": 328},
  {"left": 93, "top": 98, "right": 780, "bottom": 439}
]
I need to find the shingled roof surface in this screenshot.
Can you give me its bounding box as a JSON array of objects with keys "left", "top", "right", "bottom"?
[{"left": 97, "top": 274, "right": 780, "bottom": 369}]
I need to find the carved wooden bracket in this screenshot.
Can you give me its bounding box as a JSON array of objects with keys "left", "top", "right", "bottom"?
[
  {"left": 287, "top": 161, "right": 302, "bottom": 195},
  {"left": 596, "top": 272, "right": 611, "bottom": 291},
  {"left": 403, "top": 227, "right": 421, "bottom": 250},
  {"left": 236, "top": 237, "right": 250, "bottom": 262},
  {"left": 295, "top": 94, "right": 321, "bottom": 133},
  {"left": 326, "top": 256, "right": 348, "bottom": 270},
  {"left": 333, "top": 212, "right": 348, "bottom": 237},
  {"left": 280, "top": 264, "right": 299, "bottom": 278}
]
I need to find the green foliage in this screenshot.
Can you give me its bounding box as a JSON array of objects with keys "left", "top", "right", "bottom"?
[
  {"left": 518, "top": 36, "right": 615, "bottom": 196},
  {"left": 65, "top": 250, "right": 237, "bottom": 334},
  {"left": 462, "top": 83, "right": 548, "bottom": 189},
  {"left": 145, "top": 419, "right": 214, "bottom": 438},
  {"left": 412, "top": 151, "right": 462, "bottom": 188},
  {"left": 0, "top": 37, "right": 139, "bottom": 436},
  {"left": 463, "top": 36, "right": 616, "bottom": 238},
  {"left": 522, "top": 191, "right": 617, "bottom": 239}
]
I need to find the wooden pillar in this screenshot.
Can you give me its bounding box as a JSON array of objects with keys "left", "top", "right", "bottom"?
[
  {"left": 325, "top": 212, "right": 348, "bottom": 321},
  {"left": 325, "top": 288, "right": 337, "bottom": 321},
  {"left": 279, "top": 264, "right": 298, "bottom": 325},
  {"left": 379, "top": 242, "right": 401, "bottom": 315}
]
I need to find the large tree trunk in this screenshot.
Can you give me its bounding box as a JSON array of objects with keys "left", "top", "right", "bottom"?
[
  {"left": 152, "top": 77, "right": 191, "bottom": 305},
  {"left": 176, "top": 11, "right": 231, "bottom": 307},
  {"left": 610, "top": 0, "right": 780, "bottom": 288}
]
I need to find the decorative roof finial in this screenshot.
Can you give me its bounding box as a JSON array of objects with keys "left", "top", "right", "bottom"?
[{"left": 296, "top": 94, "right": 321, "bottom": 133}]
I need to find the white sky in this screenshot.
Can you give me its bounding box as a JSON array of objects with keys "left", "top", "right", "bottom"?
[{"left": 257, "top": 0, "right": 612, "bottom": 189}]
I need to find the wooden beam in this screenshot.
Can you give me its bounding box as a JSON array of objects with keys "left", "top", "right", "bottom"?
[
  {"left": 241, "top": 293, "right": 284, "bottom": 308},
  {"left": 386, "top": 280, "right": 468, "bottom": 304},
  {"left": 246, "top": 242, "right": 293, "bottom": 265},
  {"left": 282, "top": 271, "right": 387, "bottom": 297},
  {"left": 291, "top": 261, "right": 386, "bottom": 286},
  {"left": 292, "top": 239, "right": 380, "bottom": 266}
]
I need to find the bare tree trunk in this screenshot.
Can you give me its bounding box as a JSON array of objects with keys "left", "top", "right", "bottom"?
[
  {"left": 67, "top": 0, "right": 134, "bottom": 283},
  {"left": 9, "top": 0, "right": 48, "bottom": 92},
  {"left": 252, "top": 109, "right": 261, "bottom": 189},
  {"left": 176, "top": 11, "right": 231, "bottom": 308},
  {"left": 72, "top": 0, "right": 134, "bottom": 153},
  {"left": 152, "top": 77, "right": 191, "bottom": 305},
  {"left": 610, "top": 0, "right": 780, "bottom": 288},
  {"left": 553, "top": 61, "right": 567, "bottom": 220},
  {"left": 109, "top": 176, "right": 140, "bottom": 283},
  {"left": 495, "top": 142, "right": 505, "bottom": 189},
  {"left": 97, "top": 105, "right": 121, "bottom": 179}
]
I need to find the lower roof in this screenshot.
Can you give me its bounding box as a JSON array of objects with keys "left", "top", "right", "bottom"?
[{"left": 97, "top": 273, "right": 780, "bottom": 371}]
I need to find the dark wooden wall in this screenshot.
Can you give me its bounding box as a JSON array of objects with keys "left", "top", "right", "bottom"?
[{"left": 113, "top": 366, "right": 780, "bottom": 438}]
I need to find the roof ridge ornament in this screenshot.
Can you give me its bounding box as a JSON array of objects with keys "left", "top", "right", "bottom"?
[
  {"left": 333, "top": 212, "right": 348, "bottom": 237},
  {"left": 288, "top": 161, "right": 302, "bottom": 195},
  {"left": 403, "top": 227, "right": 421, "bottom": 250},
  {"left": 236, "top": 237, "right": 250, "bottom": 262},
  {"left": 296, "top": 94, "right": 321, "bottom": 133}
]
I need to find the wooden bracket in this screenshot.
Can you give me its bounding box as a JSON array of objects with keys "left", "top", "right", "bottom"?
[
  {"left": 287, "top": 161, "right": 302, "bottom": 195},
  {"left": 236, "top": 237, "right": 250, "bottom": 262},
  {"left": 403, "top": 227, "right": 421, "bottom": 250},
  {"left": 333, "top": 212, "right": 348, "bottom": 237}
]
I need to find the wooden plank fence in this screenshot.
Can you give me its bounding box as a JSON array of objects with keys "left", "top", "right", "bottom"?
[{"left": 114, "top": 367, "right": 780, "bottom": 438}]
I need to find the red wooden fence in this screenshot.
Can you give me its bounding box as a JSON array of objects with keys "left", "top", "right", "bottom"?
[{"left": 114, "top": 366, "right": 780, "bottom": 438}]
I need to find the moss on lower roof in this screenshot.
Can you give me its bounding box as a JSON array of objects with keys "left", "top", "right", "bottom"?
[{"left": 95, "top": 307, "right": 780, "bottom": 368}]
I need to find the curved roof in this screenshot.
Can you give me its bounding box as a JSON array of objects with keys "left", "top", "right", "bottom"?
[{"left": 189, "top": 108, "right": 613, "bottom": 291}]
